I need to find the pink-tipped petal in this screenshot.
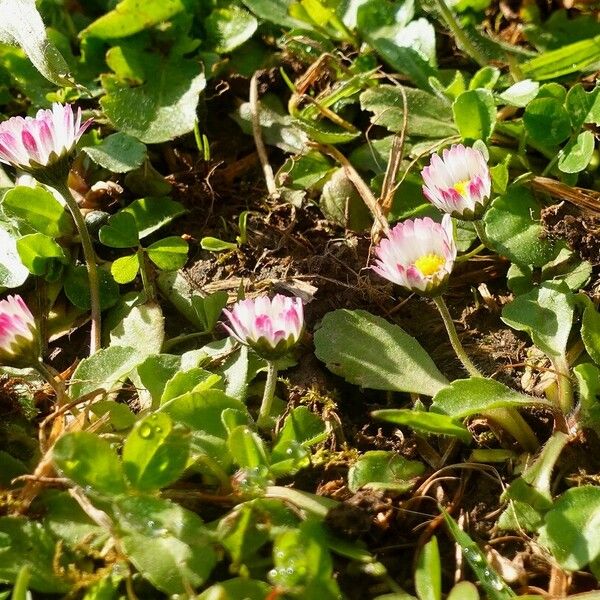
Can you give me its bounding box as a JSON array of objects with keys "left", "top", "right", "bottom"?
[
  {"left": 0, "top": 103, "right": 92, "bottom": 170},
  {"left": 222, "top": 294, "right": 305, "bottom": 358},
  {"left": 371, "top": 216, "right": 457, "bottom": 295},
  {"left": 421, "top": 144, "right": 491, "bottom": 219},
  {"left": 0, "top": 295, "right": 40, "bottom": 367}
]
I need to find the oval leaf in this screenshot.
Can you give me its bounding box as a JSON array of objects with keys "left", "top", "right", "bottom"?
[{"left": 314, "top": 309, "right": 448, "bottom": 397}]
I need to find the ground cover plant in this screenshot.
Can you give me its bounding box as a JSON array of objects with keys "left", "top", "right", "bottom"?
[{"left": 2, "top": 0, "right": 600, "bottom": 597}]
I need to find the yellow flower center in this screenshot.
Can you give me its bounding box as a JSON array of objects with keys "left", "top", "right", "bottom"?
[
  {"left": 414, "top": 253, "right": 445, "bottom": 277},
  {"left": 453, "top": 179, "right": 470, "bottom": 196}
]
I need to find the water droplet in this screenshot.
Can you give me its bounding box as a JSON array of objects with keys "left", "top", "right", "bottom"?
[
  {"left": 139, "top": 423, "right": 154, "bottom": 439},
  {"left": 492, "top": 578, "right": 505, "bottom": 590}
]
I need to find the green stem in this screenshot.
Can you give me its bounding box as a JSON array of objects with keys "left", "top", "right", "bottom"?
[
  {"left": 34, "top": 359, "right": 68, "bottom": 405},
  {"left": 552, "top": 355, "right": 574, "bottom": 414},
  {"left": 433, "top": 296, "right": 480, "bottom": 377},
  {"left": 430, "top": 0, "right": 488, "bottom": 67},
  {"left": 257, "top": 361, "right": 278, "bottom": 429},
  {"left": 455, "top": 243, "right": 485, "bottom": 263},
  {"left": 433, "top": 296, "right": 539, "bottom": 451},
  {"left": 53, "top": 182, "right": 101, "bottom": 355},
  {"left": 162, "top": 331, "right": 209, "bottom": 352},
  {"left": 137, "top": 247, "right": 155, "bottom": 301},
  {"left": 485, "top": 408, "right": 539, "bottom": 453},
  {"left": 473, "top": 220, "right": 492, "bottom": 250}
]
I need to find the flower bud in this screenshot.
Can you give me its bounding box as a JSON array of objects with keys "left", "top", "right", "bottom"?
[
  {"left": 422, "top": 144, "right": 491, "bottom": 220},
  {"left": 0, "top": 295, "right": 40, "bottom": 368},
  {"left": 223, "top": 294, "right": 304, "bottom": 359}
]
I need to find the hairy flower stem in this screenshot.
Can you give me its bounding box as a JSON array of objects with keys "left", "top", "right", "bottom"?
[
  {"left": 473, "top": 220, "right": 492, "bottom": 250},
  {"left": 430, "top": 0, "right": 488, "bottom": 67},
  {"left": 433, "top": 296, "right": 539, "bottom": 451},
  {"left": 34, "top": 359, "right": 68, "bottom": 405},
  {"left": 53, "top": 182, "right": 101, "bottom": 355},
  {"left": 433, "top": 296, "right": 480, "bottom": 377},
  {"left": 258, "top": 360, "right": 278, "bottom": 429}
]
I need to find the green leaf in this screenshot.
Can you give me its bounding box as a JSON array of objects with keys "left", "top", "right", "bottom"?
[
  {"left": 523, "top": 97, "right": 572, "bottom": 147},
  {"left": 43, "top": 491, "right": 108, "bottom": 550},
  {"left": 198, "top": 578, "right": 271, "bottom": 600},
  {"left": 200, "top": 236, "right": 238, "bottom": 252},
  {"left": 558, "top": 131, "right": 595, "bottom": 174},
  {"left": 192, "top": 291, "right": 228, "bottom": 333},
  {"left": 270, "top": 519, "right": 341, "bottom": 598},
  {"left": 52, "top": 431, "right": 127, "bottom": 496},
  {"left": 70, "top": 345, "right": 142, "bottom": 399},
  {"left": 442, "top": 510, "right": 516, "bottom": 599},
  {"left": 205, "top": 6, "right": 257, "bottom": 53},
  {"left": 508, "top": 247, "right": 592, "bottom": 294},
  {"left": 452, "top": 89, "right": 496, "bottom": 141},
  {"left": 0, "top": 226, "right": 28, "bottom": 289},
  {"left": 357, "top": 3, "right": 437, "bottom": 89},
  {"left": 347, "top": 450, "right": 424, "bottom": 494},
  {"left": 161, "top": 368, "right": 222, "bottom": 403},
  {"left": 469, "top": 67, "right": 500, "bottom": 90},
  {"left": 2, "top": 186, "right": 72, "bottom": 238},
  {"left": 498, "top": 79, "right": 539, "bottom": 107},
  {"left": 447, "top": 582, "right": 480, "bottom": 600},
  {"left": 483, "top": 185, "right": 556, "bottom": 267},
  {"left": 146, "top": 236, "right": 188, "bottom": 271},
  {"left": 314, "top": 309, "right": 448, "bottom": 397},
  {"left": 320, "top": 168, "right": 372, "bottom": 231},
  {"left": 241, "top": 0, "right": 301, "bottom": 27},
  {"left": 277, "top": 151, "right": 333, "bottom": 190},
  {"left": 156, "top": 271, "right": 205, "bottom": 328},
  {"left": 538, "top": 486, "right": 600, "bottom": 570},
  {"left": 565, "top": 84, "right": 599, "bottom": 129},
  {"left": 136, "top": 354, "right": 183, "bottom": 405},
  {"left": 63, "top": 265, "right": 120, "bottom": 311},
  {"left": 0, "top": 0, "right": 72, "bottom": 86},
  {"left": 228, "top": 425, "right": 270, "bottom": 469},
  {"left": 110, "top": 301, "right": 165, "bottom": 363},
  {"left": 111, "top": 253, "right": 140, "bottom": 284},
  {"left": 90, "top": 400, "right": 136, "bottom": 431},
  {"left": 123, "top": 413, "right": 189, "bottom": 492},
  {"left": 500, "top": 431, "right": 568, "bottom": 526},
  {"left": 573, "top": 363, "right": 600, "bottom": 430},
  {"left": 416, "top": 536, "right": 441, "bottom": 600},
  {"left": 99, "top": 212, "right": 139, "bottom": 248},
  {"left": 520, "top": 35, "right": 600, "bottom": 80},
  {"left": 0, "top": 517, "right": 70, "bottom": 593},
  {"left": 272, "top": 406, "right": 327, "bottom": 462},
  {"left": 293, "top": 117, "right": 360, "bottom": 145},
  {"left": 16, "top": 233, "right": 67, "bottom": 277},
  {"left": 83, "top": 132, "right": 147, "bottom": 173},
  {"left": 122, "top": 197, "right": 186, "bottom": 239},
  {"left": 114, "top": 495, "right": 217, "bottom": 593},
  {"left": 581, "top": 299, "right": 600, "bottom": 367},
  {"left": 82, "top": 0, "right": 188, "bottom": 38},
  {"left": 218, "top": 504, "right": 271, "bottom": 565},
  {"left": 101, "top": 54, "right": 206, "bottom": 144},
  {"left": 371, "top": 409, "right": 472, "bottom": 442},
  {"left": 360, "top": 85, "right": 456, "bottom": 138},
  {"left": 234, "top": 94, "right": 307, "bottom": 153},
  {"left": 501, "top": 281, "right": 574, "bottom": 358},
  {"left": 160, "top": 389, "right": 248, "bottom": 469},
  {"left": 431, "top": 377, "right": 550, "bottom": 417}
]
